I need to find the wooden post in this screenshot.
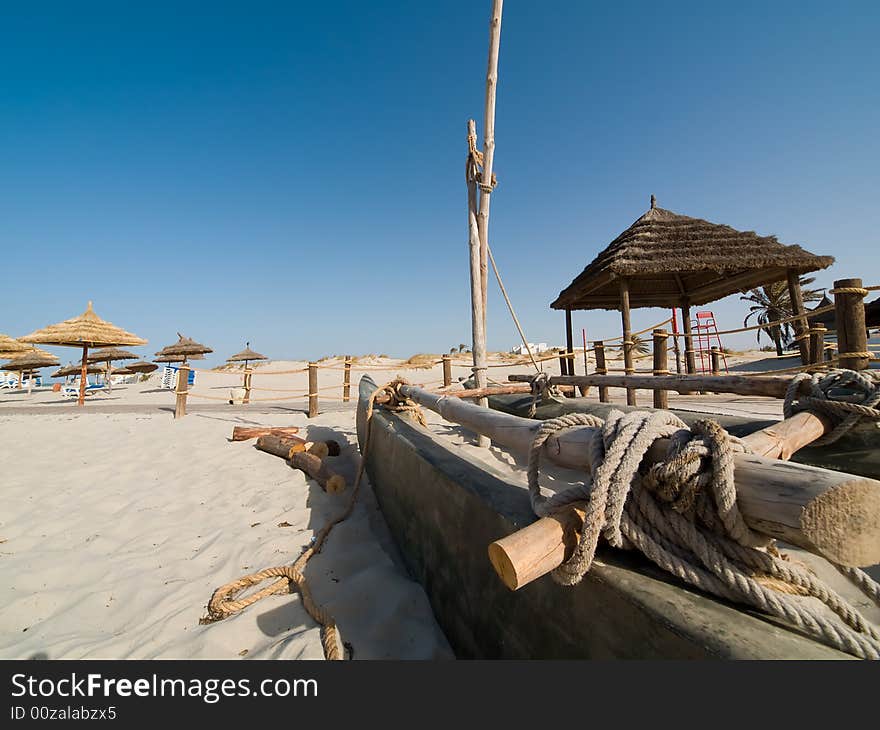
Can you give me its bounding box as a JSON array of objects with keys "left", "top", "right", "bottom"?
[
  {"left": 441, "top": 355, "right": 452, "bottom": 387},
  {"left": 467, "top": 120, "right": 490, "bottom": 448},
  {"left": 652, "top": 328, "right": 668, "bottom": 409},
  {"left": 242, "top": 367, "right": 252, "bottom": 405},
  {"left": 809, "top": 325, "right": 826, "bottom": 366},
  {"left": 619, "top": 279, "right": 636, "bottom": 406},
  {"left": 710, "top": 347, "right": 721, "bottom": 376},
  {"left": 476, "top": 0, "right": 503, "bottom": 328},
  {"left": 174, "top": 363, "right": 189, "bottom": 419},
  {"left": 564, "top": 309, "right": 574, "bottom": 377},
  {"left": 833, "top": 278, "right": 869, "bottom": 371},
  {"left": 308, "top": 362, "right": 318, "bottom": 418},
  {"left": 680, "top": 300, "right": 696, "bottom": 394},
  {"left": 670, "top": 308, "right": 683, "bottom": 374},
  {"left": 787, "top": 269, "right": 810, "bottom": 366},
  {"left": 580, "top": 328, "right": 589, "bottom": 397},
  {"left": 78, "top": 345, "right": 89, "bottom": 407},
  {"left": 593, "top": 341, "right": 609, "bottom": 403},
  {"left": 343, "top": 355, "right": 352, "bottom": 402}
]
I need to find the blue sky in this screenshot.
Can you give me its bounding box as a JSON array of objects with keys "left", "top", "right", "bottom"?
[{"left": 2, "top": 1, "right": 878, "bottom": 367}]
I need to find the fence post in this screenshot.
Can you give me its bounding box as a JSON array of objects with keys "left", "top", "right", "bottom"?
[
  {"left": 833, "top": 278, "right": 869, "bottom": 371},
  {"left": 594, "top": 341, "right": 609, "bottom": 403},
  {"left": 442, "top": 355, "right": 452, "bottom": 388},
  {"left": 343, "top": 356, "right": 352, "bottom": 403},
  {"left": 652, "top": 329, "right": 669, "bottom": 409},
  {"left": 623, "top": 339, "right": 637, "bottom": 406},
  {"left": 242, "top": 367, "right": 252, "bottom": 405},
  {"left": 809, "top": 325, "right": 826, "bottom": 366},
  {"left": 174, "top": 364, "right": 189, "bottom": 419},
  {"left": 308, "top": 362, "right": 318, "bottom": 418},
  {"left": 710, "top": 347, "right": 721, "bottom": 376}
]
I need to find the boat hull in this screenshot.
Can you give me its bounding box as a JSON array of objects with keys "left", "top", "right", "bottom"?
[{"left": 357, "top": 376, "right": 846, "bottom": 659}]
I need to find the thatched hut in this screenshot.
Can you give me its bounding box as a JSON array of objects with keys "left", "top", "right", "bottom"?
[{"left": 551, "top": 198, "right": 834, "bottom": 388}]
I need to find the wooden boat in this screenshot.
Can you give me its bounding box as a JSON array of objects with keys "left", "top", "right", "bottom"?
[
  {"left": 486, "top": 391, "right": 880, "bottom": 480},
  {"left": 356, "top": 375, "right": 866, "bottom": 659}
]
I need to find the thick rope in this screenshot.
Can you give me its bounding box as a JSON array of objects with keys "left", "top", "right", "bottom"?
[
  {"left": 200, "top": 379, "right": 421, "bottom": 660},
  {"left": 783, "top": 369, "right": 880, "bottom": 446},
  {"left": 526, "top": 409, "right": 880, "bottom": 659}
]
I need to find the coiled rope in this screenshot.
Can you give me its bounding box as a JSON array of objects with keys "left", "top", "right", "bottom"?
[
  {"left": 783, "top": 369, "right": 880, "bottom": 446},
  {"left": 526, "top": 409, "right": 880, "bottom": 659},
  {"left": 199, "top": 379, "right": 423, "bottom": 660}
]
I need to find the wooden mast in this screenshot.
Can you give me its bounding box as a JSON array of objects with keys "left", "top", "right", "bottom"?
[{"left": 477, "top": 0, "right": 503, "bottom": 329}]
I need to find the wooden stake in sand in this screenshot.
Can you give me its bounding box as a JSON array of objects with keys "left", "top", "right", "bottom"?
[
  {"left": 343, "top": 356, "right": 352, "bottom": 403},
  {"left": 174, "top": 364, "right": 189, "bottom": 420},
  {"left": 308, "top": 362, "right": 318, "bottom": 418},
  {"left": 395, "top": 384, "right": 880, "bottom": 574}
]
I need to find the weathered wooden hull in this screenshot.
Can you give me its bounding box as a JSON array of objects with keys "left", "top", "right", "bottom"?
[
  {"left": 357, "top": 376, "right": 847, "bottom": 659},
  {"left": 487, "top": 393, "right": 880, "bottom": 480}
]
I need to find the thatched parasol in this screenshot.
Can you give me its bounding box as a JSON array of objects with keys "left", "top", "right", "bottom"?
[
  {"left": 111, "top": 366, "right": 134, "bottom": 376},
  {"left": 155, "top": 333, "right": 212, "bottom": 365},
  {"left": 126, "top": 360, "right": 158, "bottom": 374},
  {"left": 550, "top": 197, "right": 835, "bottom": 381},
  {"left": 808, "top": 295, "right": 880, "bottom": 331},
  {"left": 19, "top": 301, "right": 146, "bottom": 406},
  {"left": 0, "top": 334, "right": 30, "bottom": 358},
  {"left": 227, "top": 342, "right": 268, "bottom": 369},
  {"left": 3, "top": 350, "right": 60, "bottom": 393},
  {"left": 52, "top": 362, "right": 106, "bottom": 378},
  {"left": 86, "top": 347, "right": 139, "bottom": 392},
  {"left": 154, "top": 352, "right": 205, "bottom": 364}
]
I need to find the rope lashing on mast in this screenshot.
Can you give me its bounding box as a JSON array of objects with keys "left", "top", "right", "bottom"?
[
  {"left": 783, "top": 369, "right": 880, "bottom": 446},
  {"left": 526, "top": 409, "right": 880, "bottom": 659}
]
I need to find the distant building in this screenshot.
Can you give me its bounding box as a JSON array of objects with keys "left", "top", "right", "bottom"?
[{"left": 511, "top": 342, "right": 549, "bottom": 355}]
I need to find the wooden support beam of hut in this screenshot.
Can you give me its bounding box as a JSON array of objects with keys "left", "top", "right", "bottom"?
[
  {"left": 564, "top": 309, "right": 574, "bottom": 377},
  {"left": 618, "top": 278, "right": 636, "bottom": 406},
  {"left": 593, "top": 341, "right": 609, "bottom": 403},
  {"left": 441, "top": 355, "right": 452, "bottom": 388},
  {"left": 652, "top": 328, "right": 668, "bottom": 409},
  {"left": 396, "top": 384, "right": 880, "bottom": 571},
  {"left": 787, "top": 269, "right": 811, "bottom": 366}
]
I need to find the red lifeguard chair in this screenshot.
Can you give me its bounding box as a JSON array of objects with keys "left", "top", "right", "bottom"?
[{"left": 692, "top": 311, "right": 728, "bottom": 373}]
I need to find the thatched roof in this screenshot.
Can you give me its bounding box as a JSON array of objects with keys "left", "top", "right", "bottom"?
[
  {"left": 2, "top": 351, "right": 60, "bottom": 371},
  {"left": 126, "top": 360, "right": 158, "bottom": 373},
  {"left": 551, "top": 201, "right": 834, "bottom": 311},
  {"left": 156, "top": 333, "right": 212, "bottom": 358},
  {"left": 19, "top": 302, "right": 147, "bottom": 348},
  {"left": 154, "top": 352, "right": 205, "bottom": 364},
  {"left": 52, "top": 363, "right": 106, "bottom": 377},
  {"left": 87, "top": 347, "right": 139, "bottom": 363},
  {"left": 111, "top": 366, "right": 134, "bottom": 375},
  {"left": 0, "top": 334, "right": 29, "bottom": 356},
  {"left": 227, "top": 344, "right": 267, "bottom": 363},
  {"left": 808, "top": 296, "right": 880, "bottom": 330}
]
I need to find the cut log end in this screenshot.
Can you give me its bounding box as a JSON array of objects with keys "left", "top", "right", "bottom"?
[
  {"left": 801, "top": 479, "right": 880, "bottom": 567},
  {"left": 306, "top": 442, "right": 330, "bottom": 459},
  {"left": 326, "top": 475, "right": 346, "bottom": 494},
  {"left": 488, "top": 542, "right": 520, "bottom": 591}
]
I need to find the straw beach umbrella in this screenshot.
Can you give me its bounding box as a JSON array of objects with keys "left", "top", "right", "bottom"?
[
  {"left": 19, "top": 301, "right": 147, "bottom": 406},
  {"left": 155, "top": 333, "right": 213, "bottom": 364},
  {"left": 3, "top": 350, "right": 60, "bottom": 393},
  {"left": 52, "top": 362, "right": 105, "bottom": 380},
  {"left": 226, "top": 342, "right": 268, "bottom": 403},
  {"left": 126, "top": 360, "right": 158, "bottom": 375},
  {"left": 0, "top": 334, "right": 30, "bottom": 358},
  {"left": 87, "top": 347, "right": 139, "bottom": 392}
]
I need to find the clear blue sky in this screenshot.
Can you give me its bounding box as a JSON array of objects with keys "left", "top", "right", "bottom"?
[{"left": 2, "top": 0, "right": 878, "bottom": 367}]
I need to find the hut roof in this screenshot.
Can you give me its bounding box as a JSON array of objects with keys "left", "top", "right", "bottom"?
[
  {"left": 0, "top": 334, "right": 29, "bottom": 356},
  {"left": 2, "top": 351, "right": 60, "bottom": 371},
  {"left": 808, "top": 296, "right": 880, "bottom": 330},
  {"left": 53, "top": 363, "right": 106, "bottom": 377},
  {"left": 551, "top": 202, "right": 834, "bottom": 311},
  {"left": 87, "top": 347, "right": 139, "bottom": 363},
  {"left": 227, "top": 345, "right": 268, "bottom": 363},
  {"left": 156, "top": 333, "right": 212, "bottom": 358},
  {"left": 126, "top": 360, "right": 158, "bottom": 373},
  {"left": 19, "top": 302, "right": 147, "bottom": 348}
]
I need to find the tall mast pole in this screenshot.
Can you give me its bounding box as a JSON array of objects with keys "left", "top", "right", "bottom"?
[{"left": 478, "top": 0, "right": 503, "bottom": 326}]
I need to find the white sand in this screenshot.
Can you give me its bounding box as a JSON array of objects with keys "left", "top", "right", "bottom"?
[{"left": 3, "top": 351, "right": 873, "bottom": 660}]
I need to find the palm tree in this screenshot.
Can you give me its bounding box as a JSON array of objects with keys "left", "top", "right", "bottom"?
[{"left": 740, "top": 277, "right": 824, "bottom": 356}]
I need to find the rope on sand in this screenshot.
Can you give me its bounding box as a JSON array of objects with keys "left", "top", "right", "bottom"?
[
  {"left": 199, "top": 379, "right": 423, "bottom": 660},
  {"left": 527, "top": 409, "right": 880, "bottom": 659}
]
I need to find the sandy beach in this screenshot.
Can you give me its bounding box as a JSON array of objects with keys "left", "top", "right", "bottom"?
[{"left": 2, "top": 349, "right": 877, "bottom": 659}]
